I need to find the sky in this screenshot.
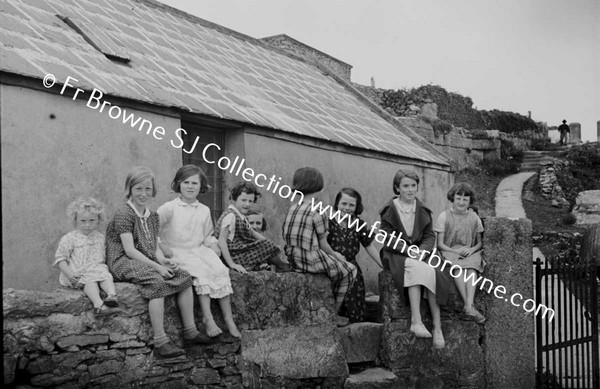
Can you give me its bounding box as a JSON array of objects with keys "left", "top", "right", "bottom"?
[{"left": 159, "top": 0, "right": 599, "bottom": 141}]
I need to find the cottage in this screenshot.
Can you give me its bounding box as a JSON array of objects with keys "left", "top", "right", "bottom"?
[{"left": 1, "top": 0, "right": 451, "bottom": 292}]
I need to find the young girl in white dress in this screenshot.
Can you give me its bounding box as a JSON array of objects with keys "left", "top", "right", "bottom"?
[
  {"left": 54, "top": 197, "right": 118, "bottom": 314},
  {"left": 158, "top": 165, "right": 240, "bottom": 338}
]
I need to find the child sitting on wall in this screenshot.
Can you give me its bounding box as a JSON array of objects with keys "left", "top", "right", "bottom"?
[
  {"left": 54, "top": 197, "right": 118, "bottom": 315},
  {"left": 282, "top": 167, "right": 357, "bottom": 327},
  {"left": 215, "top": 181, "right": 290, "bottom": 273}
]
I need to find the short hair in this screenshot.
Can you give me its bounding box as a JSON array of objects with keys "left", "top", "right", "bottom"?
[
  {"left": 125, "top": 166, "right": 156, "bottom": 199},
  {"left": 66, "top": 197, "right": 106, "bottom": 226},
  {"left": 392, "top": 170, "right": 420, "bottom": 195},
  {"left": 246, "top": 204, "right": 267, "bottom": 231},
  {"left": 333, "top": 187, "right": 364, "bottom": 216},
  {"left": 230, "top": 181, "right": 260, "bottom": 201},
  {"left": 447, "top": 182, "right": 476, "bottom": 204},
  {"left": 562, "top": 120, "right": 567, "bottom": 123},
  {"left": 171, "top": 164, "right": 211, "bottom": 194},
  {"left": 292, "top": 167, "right": 324, "bottom": 195}
]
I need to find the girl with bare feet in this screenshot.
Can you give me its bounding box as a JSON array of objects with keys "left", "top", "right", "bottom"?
[
  {"left": 379, "top": 170, "right": 451, "bottom": 348},
  {"left": 158, "top": 165, "right": 240, "bottom": 338},
  {"left": 434, "top": 183, "right": 486, "bottom": 324}
]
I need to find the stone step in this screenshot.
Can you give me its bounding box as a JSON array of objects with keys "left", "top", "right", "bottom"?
[
  {"left": 337, "top": 322, "right": 383, "bottom": 364},
  {"left": 344, "top": 367, "right": 401, "bottom": 389}
]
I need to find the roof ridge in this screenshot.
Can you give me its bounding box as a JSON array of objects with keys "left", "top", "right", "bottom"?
[{"left": 260, "top": 34, "right": 352, "bottom": 68}]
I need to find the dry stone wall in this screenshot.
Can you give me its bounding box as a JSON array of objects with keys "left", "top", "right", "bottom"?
[{"left": 3, "top": 272, "right": 345, "bottom": 388}]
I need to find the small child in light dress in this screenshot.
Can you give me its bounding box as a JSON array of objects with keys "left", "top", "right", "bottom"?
[
  {"left": 327, "top": 188, "right": 382, "bottom": 323},
  {"left": 215, "top": 182, "right": 290, "bottom": 273},
  {"left": 282, "top": 167, "right": 357, "bottom": 327},
  {"left": 158, "top": 165, "right": 240, "bottom": 338},
  {"left": 54, "top": 197, "right": 118, "bottom": 314},
  {"left": 434, "top": 182, "right": 485, "bottom": 323}
]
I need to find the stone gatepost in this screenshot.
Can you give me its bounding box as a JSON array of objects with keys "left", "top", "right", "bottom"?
[
  {"left": 569, "top": 122, "right": 582, "bottom": 143},
  {"left": 482, "top": 217, "right": 535, "bottom": 388},
  {"left": 379, "top": 264, "right": 485, "bottom": 387}
]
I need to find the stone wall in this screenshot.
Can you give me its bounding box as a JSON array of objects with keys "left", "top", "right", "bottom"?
[
  {"left": 378, "top": 217, "right": 535, "bottom": 388},
  {"left": 3, "top": 272, "right": 347, "bottom": 388}
]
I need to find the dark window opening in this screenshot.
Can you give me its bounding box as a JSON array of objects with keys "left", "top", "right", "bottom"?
[{"left": 181, "top": 122, "right": 224, "bottom": 223}]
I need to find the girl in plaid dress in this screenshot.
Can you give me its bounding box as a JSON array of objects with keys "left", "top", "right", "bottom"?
[
  {"left": 215, "top": 182, "right": 289, "bottom": 273},
  {"left": 282, "top": 168, "right": 357, "bottom": 327}
]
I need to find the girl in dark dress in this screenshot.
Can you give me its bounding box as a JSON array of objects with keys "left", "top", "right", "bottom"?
[
  {"left": 106, "top": 167, "right": 212, "bottom": 359},
  {"left": 328, "top": 188, "right": 382, "bottom": 323},
  {"left": 379, "top": 170, "right": 451, "bottom": 349}
]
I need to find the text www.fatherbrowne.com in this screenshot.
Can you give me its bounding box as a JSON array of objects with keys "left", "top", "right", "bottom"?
[{"left": 309, "top": 198, "right": 555, "bottom": 322}]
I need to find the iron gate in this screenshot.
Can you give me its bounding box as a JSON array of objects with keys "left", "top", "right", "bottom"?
[{"left": 535, "top": 256, "right": 599, "bottom": 388}]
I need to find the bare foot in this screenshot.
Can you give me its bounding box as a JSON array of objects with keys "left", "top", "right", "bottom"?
[
  {"left": 336, "top": 315, "right": 350, "bottom": 327},
  {"left": 432, "top": 329, "right": 445, "bottom": 349},
  {"left": 409, "top": 323, "right": 432, "bottom": 338},
  {"left": 203, "top": 318, "right": 223, "bottom": 337},
  {"left": 226, "top": 320, "right": 241, "bottom": 338}
]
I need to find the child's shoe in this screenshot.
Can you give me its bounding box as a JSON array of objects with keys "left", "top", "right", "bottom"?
[
  {"left": 266, "top": 256, "right": 292, "bottom": 272},
  {"left": 464, "top": 307, "right": 486, "bottom": 324},
  {"left": 93, "top": 304, "right": 113, "bottom": 316},
  {"left": 104, "top": 294, "right": 119, "bottom": 307},
  {"left": 154, "top": 342, "right": 185, "bottom": 359},
  {"left": 183, "top": 333, "right": 218, "bottom": 345}
]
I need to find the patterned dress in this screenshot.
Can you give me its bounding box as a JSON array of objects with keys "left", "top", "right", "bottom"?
[
  {"left": 434, "top": 207, "right": 485, "bottom": 272},
  {"left": 328, "top": 217, "right": 374, "bottom": 323},
  {"left": 214, "top": 205, "right": 280, "bottom": 270},
  {"left": 105, "top": 202, "right": 192, "bottom": 300},
  {"left": 54, "top": 230, "right": 113, "bottom": 287},
  {"left": 282, "top": 201, "right": 357, "bottom": 307},
  {"left": 158, "top": 198, "right": 233, "bottom": 298}
]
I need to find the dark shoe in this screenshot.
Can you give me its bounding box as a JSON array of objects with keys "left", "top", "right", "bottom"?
[
  {"left": 93, "top": 304, "right": 113, "bottom": 316},
  {"left": 267, "top": 256, "right": 292, "bottom": 272},
  {"left": 104, "top": 295, "right": 119, "bottom": 307},
  {"left": 183, "top": 333, "right": 219, "bottom": 345},
  {"left": 154, "top": 342, "right": 185, "bottom": 359}
]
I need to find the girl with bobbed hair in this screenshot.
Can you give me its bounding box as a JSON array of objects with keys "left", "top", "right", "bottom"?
[{"left": 379, "top": 169, "right": 451, "bottom": 348}]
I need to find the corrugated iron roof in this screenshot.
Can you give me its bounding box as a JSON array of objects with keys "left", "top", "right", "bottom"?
[{"left": 0, "top": 0, "right": 448, "bottom": 165}]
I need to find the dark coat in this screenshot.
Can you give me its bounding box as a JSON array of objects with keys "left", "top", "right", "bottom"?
[{"left": 379, "top": 197, "right": 450, "bottom": 306}]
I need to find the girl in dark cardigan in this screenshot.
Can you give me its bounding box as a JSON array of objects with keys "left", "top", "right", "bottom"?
[{"left": 379, "top": 170, "right": 450, "bottom": 349}]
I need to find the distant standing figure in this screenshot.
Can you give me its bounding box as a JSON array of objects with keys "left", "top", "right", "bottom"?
[{"left": 558, "top": 120, "right": 570, "bottom": 145}]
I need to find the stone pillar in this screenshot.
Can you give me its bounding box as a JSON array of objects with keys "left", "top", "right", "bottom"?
[
  {"left": 597, "top": 121, "right": 599, "bottom": 142},
  {"left": 569, "top": 122, "right": 581, "bottom": 143},
  {"left": 379, "top": 268, "right": 485, "bottom": 387},
  {"left": 483, "top": 217, "right": 535, "bottom": 389}
]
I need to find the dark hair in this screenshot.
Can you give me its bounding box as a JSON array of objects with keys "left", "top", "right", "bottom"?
[
  {"left": 392, "top": 170, "right": 420, "bottom": 195},
  {"left": 447, "top": 182, "right": 476, "bottom": 204},
  {"left": 246, "top": 204, "right": 267, "bottom": 231},
  {"left": 171, "top": 164, "right": 211, "bottom": 194},
  {"left": 292, "top": 167, "right": 324, "bottom": 195},
  {"left": 230, "top": 181, "right": 260, "bottom": 201},
  {"left": 333, "top": 187, "right": 364, "bottom": 216},
  {"left": 468, "top": 204, "right": 479, "bottom": 215}
]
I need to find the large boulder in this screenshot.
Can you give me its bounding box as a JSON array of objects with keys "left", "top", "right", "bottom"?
[{"left": 572, "top": 190, "right": 600, "bottom": 225}]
